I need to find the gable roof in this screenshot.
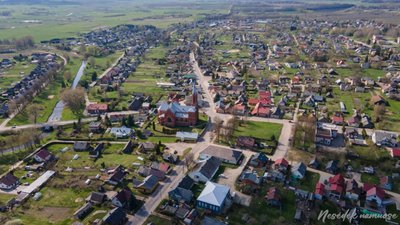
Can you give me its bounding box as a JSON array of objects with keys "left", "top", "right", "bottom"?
[
  {"left": 87, "top": 192, "right": 105, "bottom": 203},
  {"left": 102, "top": 207, "right": 126, "bottom": 225},
  {"left": 35, "top": 148, "right": 52, "bottom": 160},
  {"left": 366, "top": 186, "right": 385, "bottom": 199},
  {"left": 200, "top": 146, "right": 243, "bottom": 164},
  {"left": 0, "top": 173, "right": 18, "bottom": 186},
  {"left": 291, "top": 162, "right": 307, "bottom": 176},
  {"left": 138, "top": 175, "right": 158, "bottom": 190},
  {"left": 178, "top": 175, "right": 194, "bottom": 190},
  {"left": 114, "top": 188, "right": 133, "bottom": 204},
  {"left": 275, "top": 158, "right": 289, "bottom": 167},
  {"left": 197, "top": 157, "right": 221, "bottom": 179},
  {"left": 197, "top": 181, "right": 230, "bottom": 207},
  {"left": 168, "top": 187, "right": 193, "bottom": 203}
]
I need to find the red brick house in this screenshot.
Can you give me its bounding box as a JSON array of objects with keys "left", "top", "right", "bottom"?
[
  {"left": 157, "top": 102, "right": 198, "bottom": 127},
  {"left": 87, "top": 103, "right": 108, "bottom": 115}
]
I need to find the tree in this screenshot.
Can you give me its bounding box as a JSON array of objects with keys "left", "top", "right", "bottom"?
[
  {"left": 79, "top": 43, "right": 86, "bottom": 55},
  {"left": 91, "top": 72, "right": 97, "bottom": 82},
  {"left": 61, "top": 88, "right": 86, "bottom": 125},
  {"left": 27, "top": 104, "right": 42, "bottom": 124},
  {"left": 121, "top": 117, "right": 127, "bottom": 126},
  {"left": 64, "top": 71, "right": 72, "bottom": 82},
  {"left": 156, "top": 142, "right": 161, "bottom": 155},
  {"left": 103, "top": 115, "right": 112, "bottom": 127},
  {"left": 79, "top": 80, "right": 89, "bottom": 89},
  {"left": 373, "top": 104, "right": 386, "bottom": 122},
  {"left": 89, "top": 57, "right": 96, "bottom": 67},
  {"left": 152, "top": 121, "right": 156, "bottom": 131},
  {"left": 183, "top": 152, "right": 195, "bottom": 171},
  {"left": 362, "top": 128, "right": 368, "bottom": 138},
  {"left": 214, "top": 117, "right": 223, "bottom": 143},
  {"left": 127, "top": 115, "right": 134, "bottom": 127}
]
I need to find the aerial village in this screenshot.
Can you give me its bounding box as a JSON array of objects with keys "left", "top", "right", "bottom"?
[{"left": 0, "top": 4, "right": 400, "bottom": 225}]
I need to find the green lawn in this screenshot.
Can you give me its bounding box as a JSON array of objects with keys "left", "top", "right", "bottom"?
[
  {"left": 0, "top": 61, "right": 36, "bottom": 90},
  {"left": 145, "top": 215, "right": 173, "bottom": 225},
  {"left": 325, "top": 87, "right": 372, "bottom": 119},
  {"left": 294, "top": 171, "right": 320, "bottom": 192},
  {"left": 227, "top": 183, "right": 297, "bottom": 225},
  {"left": 0, "top": 193, "right": 15, "bottom": 205},
  {"left": 234, "top": 121, "right": 283, "bottom": 141},
  {"left": 361, "top": 174, "right": 380, "bottom": 185}
]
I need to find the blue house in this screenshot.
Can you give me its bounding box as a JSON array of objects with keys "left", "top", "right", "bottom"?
[
  {"left": 196, "top": 181, "right": 230, "bottom": 214},
  {"left": 249, "top": 152, "right": 269, "bottom": 167},
  {"left": 291, "top": 162, "right": 307, "bottom": 180}
]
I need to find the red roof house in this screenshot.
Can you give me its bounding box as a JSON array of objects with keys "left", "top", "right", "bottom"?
[{"left": 87, "top": 103, "right": 108, "bottom": 115}]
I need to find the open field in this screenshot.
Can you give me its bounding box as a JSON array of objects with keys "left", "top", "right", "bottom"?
[
  {"left": 0, "top": 0, "right": 229, "bottom": 42},
  {"left": 0, "top": 61, "right": 36, "bottom": 90},
  {"left": 234, "top": 121, "right": 283, "bottom": 141}
]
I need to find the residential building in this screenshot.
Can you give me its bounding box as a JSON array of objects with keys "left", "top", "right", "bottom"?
[
  {"left": 109, "top": 126, "right": 135, "bottom": 139},
  {"left": 0, "top": 173, "right": 19, "bottom": 190},
  {"left": 189, "top": 157, "right": 221, "bottom": 183},
  {"left": 199, "top": 146, "right": 243, "bottom": 165},
  {"left": 86, "top": 103, "right": 108, "bottom": 115},
  {"left": 291, "top": 162, "right": 307, "bottom": 180},
  {"left": 196, "top": 181, "right": 230, "bottom": 214}
]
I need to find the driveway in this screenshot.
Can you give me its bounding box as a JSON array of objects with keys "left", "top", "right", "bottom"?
[
  {"left": 164, "top": 143, "right": 197, "bottom": 156},
  {"left": 216, "top": 150, "right": 254, "bottom": 206}
]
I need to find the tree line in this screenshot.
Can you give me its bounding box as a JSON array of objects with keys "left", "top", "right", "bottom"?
[{"left": 0, "top": 36, "right": 35, "bottom": 50}]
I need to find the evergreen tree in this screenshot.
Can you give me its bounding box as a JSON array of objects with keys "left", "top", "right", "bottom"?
[{"left": 127, "top": 115, "right": 134, "bottom": 127}]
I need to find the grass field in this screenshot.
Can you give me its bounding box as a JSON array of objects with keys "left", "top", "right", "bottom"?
[
  {"left": 324, "top": 87, "right": 372, "bottom": 119},
  {"left": 0, "top": 1, "right": 229, "bottom": 42},
  {"left": 234, "top": 121, "right": 283, "bottom": 141},
  {"left": 145, "top": 215, "right": 173, "bottom": 225},
  {"left": 0, "top": 61, "right": 36, "bottom": 90},
  {"left": 0, "top": 193, "right": 14, "bottom": 205}
]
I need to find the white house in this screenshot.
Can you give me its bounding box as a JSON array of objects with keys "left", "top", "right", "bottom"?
[
  {"left": 109, "top": 126, "right": 135, "bottom": 139},
  {"left": 33, "top": 149, "right": 53, "bottom": 163},
  {"left": 0, "top": 173, "right": 19, "bottom": 190},
  {"left": 189, "top": 157, "right": 221, "bottom": 183}
]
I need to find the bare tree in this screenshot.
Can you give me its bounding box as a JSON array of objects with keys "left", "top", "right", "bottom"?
[
  {"left": 64, "top": 71, "right": 72, "bottom": 82},
  {"left": 373, "top": 104, "right": 386, "bottom": 122},
  {"left": 184, "top": 152, "right": 195, "bottom": 171},
  {"left": 213, "top": 117, "right": 223, "bottom": 143},
  {"left": 61, "top": 87, "right": 86, "bottom": 124},
  {"left": 27, "top": 104, "right": 42, "bottom": 124}
]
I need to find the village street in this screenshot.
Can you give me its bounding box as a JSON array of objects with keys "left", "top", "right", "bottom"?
[
  {"left": 126, "top": 50, "right": 296, "bottom": 224},
  {"left": 1, "top": 41, "right": 399, "bottom": 225}
]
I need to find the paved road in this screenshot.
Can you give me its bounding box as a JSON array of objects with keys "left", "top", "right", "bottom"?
[
  {"left": 48, "top": 61, "right": 87, "bottom": 122},
  {"left": 126, "top": 133, "right": 211, "bottom": 225},
  {"left": 127, "top": 49, "right": 296, "bottom": 225}
]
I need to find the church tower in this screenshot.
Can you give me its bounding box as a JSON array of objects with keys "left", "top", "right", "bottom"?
[{"left": 192, "top": 81, "right": 198, "bottom": 108}]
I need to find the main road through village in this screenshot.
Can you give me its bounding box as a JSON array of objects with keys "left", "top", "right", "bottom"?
[
  {"left": 1, "top": 44, "right": 400, "bottom": 225},
  {"left": 125, "top": 49, "right": 294, "bottom": 225}
]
